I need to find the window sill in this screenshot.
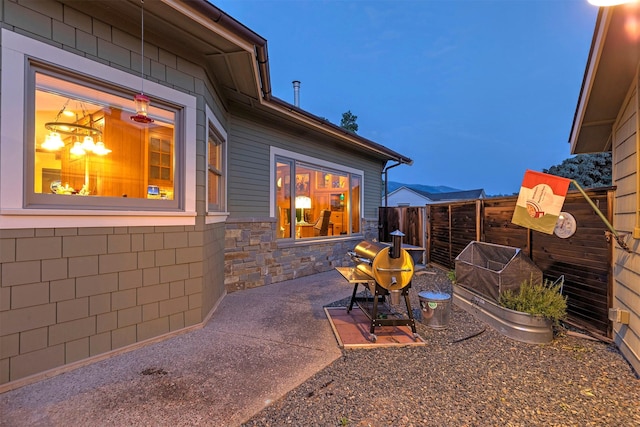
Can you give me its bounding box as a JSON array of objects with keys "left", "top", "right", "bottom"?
[
  {"left": 276, "top": 234, "right": 362, "bottom": 248},
  {"left": 206, "top": 212, "right": 230, "bottom": 224},
  {"left": 0, "top": 209, "right": 197, "bottom": 229}
]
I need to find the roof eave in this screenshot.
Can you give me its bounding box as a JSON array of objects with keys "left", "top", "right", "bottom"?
[
  {"left": 266, "top": 96, "right": 413, "bottom": 164},
  {"left": 569, "top": 6, "right": 639, "bottom": 154}
]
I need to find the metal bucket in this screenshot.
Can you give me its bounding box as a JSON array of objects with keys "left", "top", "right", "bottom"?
[{"left": 418, "top": 291, "right": 451, "bottom": 329}]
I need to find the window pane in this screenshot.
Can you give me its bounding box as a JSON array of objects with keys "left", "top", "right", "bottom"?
[
  {"left": 275, "top": 159, "right": 292, "bottom": 238},
  {"left": 150, "top": 166, "right": 159, "bottom": 180},
  {"left": 161, "top": 168, "right": 170, "bottom": 180},
  {"left": 284, "top": 160, "right": 352, "bottom": 239},
  {"left": 34, "top": 73, "right": 175, "bottom": 200},
  {"left": 150, "top": 152, "right": 160, "bottom": 165},
  {"left": 351, "top": 174, "right": 361, "bottom": 233},
  {"left": 208, "top": 170, "right": 219, "bottom": 206},
  {"left": 208, "top": 145, "right": 218, "bottom": 168},
  {"left": 207, "top": 121, "right": 225, "bottom": 211}
]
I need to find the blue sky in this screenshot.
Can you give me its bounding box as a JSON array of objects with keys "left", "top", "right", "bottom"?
[{"left": 213, "top": 0, "right": 598, "bottom": 195}]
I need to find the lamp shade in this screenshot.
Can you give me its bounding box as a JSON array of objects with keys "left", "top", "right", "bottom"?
[{"left": 295, "top": 196, "right": 311, "bottom": 209}]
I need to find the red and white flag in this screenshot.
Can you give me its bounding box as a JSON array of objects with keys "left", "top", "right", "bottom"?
[{"left": 511, "top": 170, "right": 571, "bottom": 234}]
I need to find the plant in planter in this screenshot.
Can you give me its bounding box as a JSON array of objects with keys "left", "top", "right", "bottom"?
[
  {"left": 447, "top": 269, "right": 456, "bottom": 284},
  {"left": 499, "top": 278, "right": 567, "bottom": 325}
]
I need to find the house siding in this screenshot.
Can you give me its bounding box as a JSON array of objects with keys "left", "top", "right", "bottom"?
[
  {"left": 0, "top": 0, "right": 226, "bottom": 387},
  {"left": 612, "top": 78, "right": 640, "bottom": 375},
  {"left": 202, "top": 222, "right": 226, "bottom": 317},
  {"left": 0, "top": 225, "right": 207, "bottom": 384},
  {"left": 227, "top": 112, "right": 384, "bottom": 219},
  {"left": 222, "top": 113, "right": 384, "bottom": 291}
]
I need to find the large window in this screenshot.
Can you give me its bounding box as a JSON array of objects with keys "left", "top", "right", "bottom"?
[
  {"left": 274, "top": 154, "right": 362, "bottom": 240},
  {"left": 0, "top": 29, "right": 197, "bottom": 228},
  {"left": 32, "top": 70, "right": 178, "bottom": 206}
]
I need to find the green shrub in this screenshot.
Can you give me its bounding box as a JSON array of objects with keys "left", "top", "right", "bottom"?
[
  {"left": 499, "top": 279, "right": 567, "bottom": 324},
  {"left": 447, "top": 270, "right": 456, "bottom": 284}
]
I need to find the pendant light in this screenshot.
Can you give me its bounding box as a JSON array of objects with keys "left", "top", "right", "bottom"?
[
  {"left": 42, "top": 100, "right": 106, "bottom": 153},
  {"left": 131, "top": 0, "right": 154, "bottom": 124}
]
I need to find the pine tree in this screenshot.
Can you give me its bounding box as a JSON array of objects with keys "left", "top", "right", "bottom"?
[
  {"left": 543, "top": 153, "right": 612, "bottom": 188},
  {"left": 340, "top": 110, "right": 358, "bottom": 133}
]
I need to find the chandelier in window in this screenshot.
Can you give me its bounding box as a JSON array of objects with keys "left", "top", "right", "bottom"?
[{"left": 41, "top": 99, "right": 111, "bottom": 156}]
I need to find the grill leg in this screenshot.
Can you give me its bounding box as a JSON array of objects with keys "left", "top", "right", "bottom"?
[
  {"left": 403, "top": 289, "right": 417, "bottom": 335},
  {"left": 370, "top": 293, "right": 380, "bottom": 334},
  {"left": 347, "top": 283, "right": 359, "bottom": 313}
]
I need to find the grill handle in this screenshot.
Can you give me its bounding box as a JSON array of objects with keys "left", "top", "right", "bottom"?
[
  {"left": 375, "top": 267, "right": 412, "bottom": 272},
  {"left": 347, "top": 251, "right": 372, "bottom": 265}
]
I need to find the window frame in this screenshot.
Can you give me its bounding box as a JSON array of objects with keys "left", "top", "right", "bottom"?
[
  {"left": 28, "top": 63, "right": 182, "bottom": 210},
  {"left": 205, "top": 104, "right": 228, "bottom": 222},
  {"left": 270, "top": 146, "right": 364, "bottom": 240},
  {"left": 0, "top": 29, "right": 197, "bottom": 228}
]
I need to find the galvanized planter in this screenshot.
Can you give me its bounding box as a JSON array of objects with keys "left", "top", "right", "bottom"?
[{"left": 453, "top": 283, "right": 554, "bottom": 344}]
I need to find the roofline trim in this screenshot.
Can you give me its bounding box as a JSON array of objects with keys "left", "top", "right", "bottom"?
[
  {"left": 569, "top": 7, "right": 610, "bottom": 153},
  {"left": 171, "top": 0, "right": 272, "bottom": 99},
  {"left": 266, "top": 96, "right": 413, "bottom": 164}
]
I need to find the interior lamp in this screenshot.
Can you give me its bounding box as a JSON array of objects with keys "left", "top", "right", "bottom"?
[
  {"left": 41, "top": 99, "right": 106, "bottom": 152},
  {"left": 81, "top": 135, "right": 96, "bottom": 151},
  {"left": 295, "top": 195, "right": 312, "bottom": 224},
  {"left": 93, "top": 141, "right": 112, "bottom": 156},
  {"left": 70, "top": 140, "right": 86, "bottom": 156},
  {"left": 69, "top": 136, "right": 111, "bottom": 156},
  {"left": 41, "top": 132, "right": 64, "bottom": 151}
]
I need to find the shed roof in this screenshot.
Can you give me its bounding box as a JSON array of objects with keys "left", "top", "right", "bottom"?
[
  {"left": 388, "top": 186, "right": 485, "bottom": 202},
  {"left": 421, "top": 189, "right": 486, "bottom": 201}
]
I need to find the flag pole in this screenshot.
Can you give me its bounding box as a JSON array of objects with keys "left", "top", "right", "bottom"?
[{"left": 570, "top": 180, "right": 630, "bottom": 252}]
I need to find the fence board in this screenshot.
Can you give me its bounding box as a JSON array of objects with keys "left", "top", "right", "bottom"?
[{"left": 424, "top": 188, "right": 614, "bottom": 337}]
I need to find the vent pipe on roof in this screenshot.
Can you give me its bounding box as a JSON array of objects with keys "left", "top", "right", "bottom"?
[{"left": 292, "top": 80, "right": 300, "bottom": 107}]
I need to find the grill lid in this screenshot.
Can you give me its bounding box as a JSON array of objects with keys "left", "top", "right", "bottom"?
[{"left": 352, "top": 241, "right": 414, "bottom": 289}]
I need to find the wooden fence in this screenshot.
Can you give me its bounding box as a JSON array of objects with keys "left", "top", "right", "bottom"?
[{"left": 422, "top": 187, "right": 614, "bottom": 337}]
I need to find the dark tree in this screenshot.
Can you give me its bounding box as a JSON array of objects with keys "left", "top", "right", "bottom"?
[
  {"left": 340, "top": 110, "right": 358, "bottom": 133},
  {"left": 543, "top": 153, "right": 612, "bottom": 189}
]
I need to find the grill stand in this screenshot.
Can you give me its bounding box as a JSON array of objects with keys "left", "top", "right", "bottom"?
[{"left": 336, "top": 267, "right": 418, "bottom": 342}]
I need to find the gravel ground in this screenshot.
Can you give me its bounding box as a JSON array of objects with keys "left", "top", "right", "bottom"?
[{"left": 242, "top": 268, "right": 640, "bottom": 427}]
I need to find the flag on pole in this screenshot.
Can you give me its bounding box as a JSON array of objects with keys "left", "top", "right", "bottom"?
[{"left": 511, "top": 170, "right": 571, "bottom": 234}]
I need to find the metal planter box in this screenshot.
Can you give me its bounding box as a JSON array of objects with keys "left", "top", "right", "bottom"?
[
  {"left": 454, "top": 241, "right": 542, "bottom": 302},
  {"left": 453, "top": 283, "right": 553, "bottom": 344}
]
